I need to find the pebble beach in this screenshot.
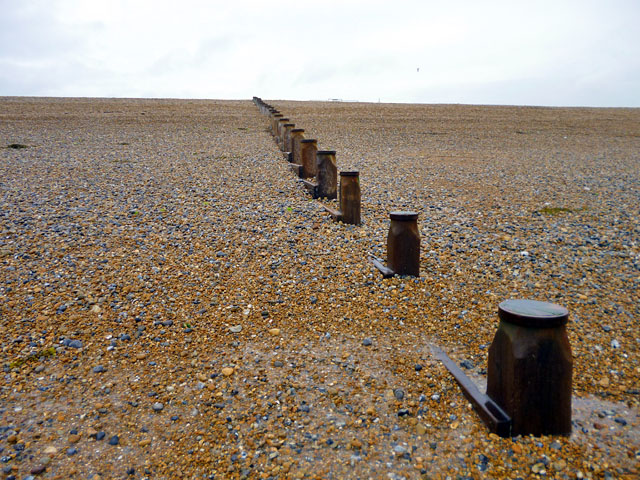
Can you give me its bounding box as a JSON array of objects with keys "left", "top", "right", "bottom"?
[{"left": 1, "top": 96, "right": 639, "bottom": 479}]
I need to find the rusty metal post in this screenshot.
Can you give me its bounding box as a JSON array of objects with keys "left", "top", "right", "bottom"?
[
  {"left": 339, "top": 171, "right": 361, "bottom": 225},
  {"left": 387, "top": 211, "right": 420, "bottom": 276},
  {"left": 282, "top": 123, "right": 295, "bottom": 152},
  {"left": 487, "top": 299, "right": 573, "bottom": 436},
  {"left": 300, "top": 139, "right": 318, "bottom": 178},
  {"left": 316, "top": 150, "right": 337, "bottom": 199},
  {"left": 290, "top": 128, "right": 305, "bottom": 164}
]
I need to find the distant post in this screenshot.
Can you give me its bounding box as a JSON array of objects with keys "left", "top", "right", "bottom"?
[{"left": 339, "top": 171, "right": 361, "bottom": 225}]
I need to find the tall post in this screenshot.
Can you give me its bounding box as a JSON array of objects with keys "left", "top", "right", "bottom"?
[
  {"left": 339, "top": 171, "right": 361, "bottom": 225},
  {"left": 272, "top": 114, "right": 283, "bottom": 136},
  {"left": 487, "top": 299, "right": 573, "bottom": 436},
  {"left": 290, "top": 129, "right": 305, "bottom": 164},
  {"left": 387, "top": 211, "right": 420, "bottom": 276},
  {"left": 282, "top": 124, "right": 295, "bottom": 152},
  {"left": 300, "top": 139, "right": 318, "bottom": 178},
  {"left": 277, "top": 118, "right": 289, "bottom": 147},
  {"left": 316, "top": 150, "right": 337, "bottom": 199}
]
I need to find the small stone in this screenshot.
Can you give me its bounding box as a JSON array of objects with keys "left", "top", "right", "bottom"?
[
  {"left": 221, "top": 367, "right": 234, "bottom": 376},
  {"left": 414, "top": 364, "right": 422, "bottom": 371},
  {"left": 393, "top": 445, "right": 407, "bottom": 455},
  {"left": 34, "top": 365, "right": 45, "bottom": 373},
  {"left": 30, "top": 465, "right": 46, "bottom": 475},
  {"left": 108, "top": 435, "right": 119, "bottom": 445},
  {"left": 273, "top": 360, "right": 284, "bottom": 367},
  {"left": 394, "top": 388, "right": 405, "bottom": 400},
  {"left": 91, "top": 305, "right": 102, "bottom": 314},
  {"left": 611, "top": 339, "right": 620, "bottom": 349},
  {"left": 350, "top": 439, "right": 362, "bottom": 450},
  {"left": 93, "top": 365, "right": 105, "bottom": 373},
  {"left": 95, "top": 431, "right": 106, "bottom": 441},
  {"left": 366, "top": 406, "right": 377, "bottom": 416},
  {"left": 531, "top": 462, "right": 546, "bottom": 474},
  {"left": 43, "top": 446, "right": 57, "bottom": 455},
  {"left": 229, "top": 325, "right": 242, "bottom": 333},
  {"left": 152, "top": 402, "right": 164, "bottom": 411},
  {"left": 139, "top": 438, "right": 151, "bottom": 447},
  {"left": 397, "top": 408, "right": 410, "bottom": 417},
  {"left": 415, "top": 423, "right": 427, "bottom": 435},
  {"left": 553, "top": 459, "right": 567, "bottom": 470},
  {"left": 268, "top": 328, "right": 281, "bottom": 336},
  {"left": 66, "top": 447, "right": 78, "bottom": 456},
  {"left": 68, "top": 434, "right": 81, "bottom": 443},
  {"left": 362, "top": 338, "right": 372, "bottom": 346},
  {"left": 599, "top": 376, "right": 610, "bottom": 387}
]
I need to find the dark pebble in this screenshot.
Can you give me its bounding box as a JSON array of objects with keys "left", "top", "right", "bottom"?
[
  {"left": 30, "top": 464, "right": 46, "bottom": 474},
  {"left": 414, "top": 364, "right": 423, "bottom": 371},
  {"left": 362, "top": 338, "right": 372, "bottom": 346},
  {"left": 460, "top": 360, "right": 474, "bottom": 370},
  {"left": 614, "top": 418, "right": 628, "bottom": 426},
  {"left": 93, "top": 365, "right": 105, "bottom": 373},
  {"left": 108, "top": 435, "right": 119, "bottom": 445},
  {"left": 66, "top": 447, "right": 77, "bottom": 456},
  {"left": 96, "top": 431, "right": 106, "bottom": 441},
  {"left": 393, "top": 388, "right": 405, "bottom": 400},
  {"left": 127, "top": 467, "right": 135, "bottom": 475},
  {"left": 397, "top": 408, "right": 410, "bottom": 417}
]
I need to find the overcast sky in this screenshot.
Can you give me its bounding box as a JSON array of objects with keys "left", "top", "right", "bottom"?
[{"left": 1, "top": 0, "right": 639, "bottom": 106}]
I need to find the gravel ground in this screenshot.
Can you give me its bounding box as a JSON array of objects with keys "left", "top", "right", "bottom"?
[{"left": 0, "top": 96, "right": 638, "bottom": 479}]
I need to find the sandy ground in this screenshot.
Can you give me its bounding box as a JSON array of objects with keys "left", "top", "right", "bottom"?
[{"left": 0, "top": 97, "right": 639, "bottom": 479}]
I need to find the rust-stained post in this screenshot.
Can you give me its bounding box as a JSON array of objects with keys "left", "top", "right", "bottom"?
[
  {"left": 290, "top": 129, "right": 305, "bottom": 164},
  {"left": 316, "top": 150, "right": 337, "bottom": 199},
  {"left": 282, "top": 123, "right": 295, "bottom": 152},
  {"left": 277, "top": 118, "right": 289, "bottom": 147},
  {"left": 339, "top": 171, "right": 361, "bottom": 225},
  {"left": 300, "top": 139, "right": 318, "bottom": 178},
  {"left": 387, "top": 211, "right": 420, "bottom": 276},
  {"left": 487, "top": 299, "right": 573, "bottom": 436},
  {"left": 272, "top": 114, "right": 283, "bottom": 136}
]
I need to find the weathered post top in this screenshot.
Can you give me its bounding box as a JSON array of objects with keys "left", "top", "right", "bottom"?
[
  {"left": 389, "top": 211, "right": 419, "bottom": 221},
  {"left": 498, "top": 299, "right": 569, "bottom": 327}
]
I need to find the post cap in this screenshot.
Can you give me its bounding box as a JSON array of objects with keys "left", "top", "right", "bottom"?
[
  {"left": 317, "top": 150, "right": 336, "bottom": 155},
  {"left": 390, "top": 211, "right": 418, "bottom": 221},
  {"left": 301, "top": 139, "right": 317, "bottom": 143},
  {"left": 284, "top": 123, "right": 295, "bottom": 127},
  {"left": 498, "top": 299, "right": 569, "bottom": 327},
  {"left": 291, "top": 128, "right": 305, "bottom": 133},
  {"left": 340, "top": 170, "right": 359, "bottom": 177}
]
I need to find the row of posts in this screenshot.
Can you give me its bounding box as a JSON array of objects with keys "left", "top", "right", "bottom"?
[
  {"left": 251, "top": 96, "right": 573, "bottom": 438},
  {"left": 253, "top": 97, "right": 361, "bottom": 226}
]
